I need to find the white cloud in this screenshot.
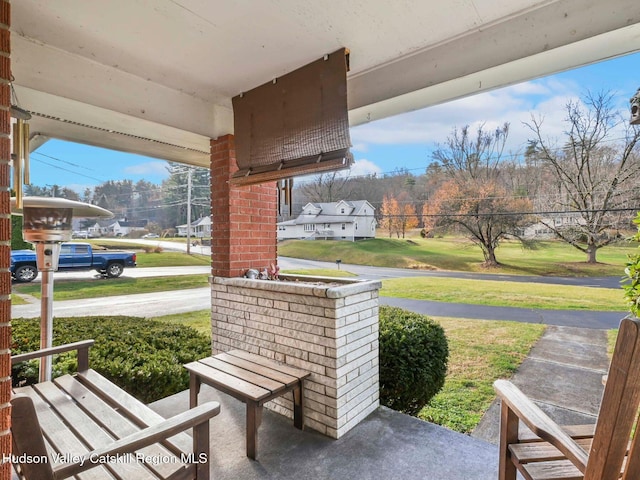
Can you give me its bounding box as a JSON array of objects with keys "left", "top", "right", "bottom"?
[
  {"left": 348, "top": 159, "right": 382, "bottom": 177},
  {"left": 349, "top": 77, "right": 590, "bottom": 155},
  {"left": 124, "top": 161, "right": 170, "bottom": 177},
  {"left": 350, "top": 142, "right": 369, "bottom": 152}
]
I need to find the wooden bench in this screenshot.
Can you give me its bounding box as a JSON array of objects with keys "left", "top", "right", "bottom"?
[
  {"left": 11, "top": 340, "right": 221, "bottom": 480},
  {"left": 494, "top": 316, "right": 640, "bottom": 480},
  {"left": 184, "top": 350, "right": 310, "bottom": 460}
]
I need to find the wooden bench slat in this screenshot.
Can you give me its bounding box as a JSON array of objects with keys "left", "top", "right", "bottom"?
[
  {"left": 198, "top": 356, "right": 285, "bottom": 392},
  {"left": 213, "top": 352, "right": 300, "bottom": 386},
  {"left": 226, "top": 350, "right": 311, "bottom": 380},
  {"left": 185, "top": 361, "right": 272, "bottom": 401},
  {"left": 54, "top": 374, "right": 190, "bottom": 480},
  {"left": 33, "top": 381, "right": 158, "bottom": 480},
  {"left": 13, "top": 387, "right": 116, "bottom": 480},
  {"left": 77, "top": 369, "right": 193, "bottom": 454}
]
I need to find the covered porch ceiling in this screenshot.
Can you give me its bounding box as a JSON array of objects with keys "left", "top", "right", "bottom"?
[{"left": 11, "top": 0, "right": 640, "bottom": 167}]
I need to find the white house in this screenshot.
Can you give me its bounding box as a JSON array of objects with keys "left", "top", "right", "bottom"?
[
  {"left": 277, "top": 200, "right": 376, "bottom": 241},
  {"left": 87, "top": 219, "right": 148, "bottom": 237},
  {"left": 177, "top": 216, "right": 212, "bottom": 238},
  {"left": 521, "top": 213, "right": 586, "bottom": 239}
]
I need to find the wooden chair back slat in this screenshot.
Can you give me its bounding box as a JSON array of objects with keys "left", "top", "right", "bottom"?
[
  {"left": 11, "top": 394, "right": 56, "bottom": 480},
  {"left": 585, "top": 317, "right": 640, "bottom": 480},
  {"left": 621, "top": 411, "right": 640, "bottom": 480}
]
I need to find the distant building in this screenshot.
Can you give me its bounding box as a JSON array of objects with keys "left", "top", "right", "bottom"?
[
  {"left": 521, "top": 213, "right": 585, "bottom": 239},
  {"left": 176, "top": 216, "right": 212, "bottom": 238},
  {"left": 87, "top": 219, "right": 148, "bottom": 237},
  {"left": 277, "top": 200, "right": 376, "bottom": 241}
]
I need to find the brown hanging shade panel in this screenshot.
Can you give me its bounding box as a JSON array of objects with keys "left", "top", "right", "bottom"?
[{"left": 231, "top": 48, "right": 353, "bottom": 186}]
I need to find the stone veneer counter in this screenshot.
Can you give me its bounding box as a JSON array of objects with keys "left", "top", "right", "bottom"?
[{"left": 210, "top": 275, "right": 382, "bottom": 438}]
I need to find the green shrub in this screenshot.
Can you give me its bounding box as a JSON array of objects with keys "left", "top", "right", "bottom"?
[
  {"left": 624, "top": 212, "right": 640, "bottom": 317},
  {"left": 12, "top": 316, "right": 211, "bottom": 403},
  {"left": 379, "top": 306, "right": 449, "bottom": 415}
]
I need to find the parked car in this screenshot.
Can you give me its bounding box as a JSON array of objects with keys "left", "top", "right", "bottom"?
[
  {"left": 142, "top": 233, "right": 160, "bottom": 238},
  {"left": 10, "top": 242, "right": 137, "bottom": 282}
]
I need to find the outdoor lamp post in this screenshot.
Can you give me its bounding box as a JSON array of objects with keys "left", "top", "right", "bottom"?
[{"left": 11, "top": 197, "right": 113, "bottom": 382}]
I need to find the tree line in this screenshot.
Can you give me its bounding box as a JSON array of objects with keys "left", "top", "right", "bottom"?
[
  {"left": 291, "top": 91, "right": 640, "bottom": 265},
  {"left": 24, "top": 164, "right": 211, "bottom": 235}
]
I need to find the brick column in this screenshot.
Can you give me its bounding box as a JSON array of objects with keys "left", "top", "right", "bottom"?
[
  {"left": 0, "top": 2, "right": 10, "bottom": 480},
  {"left": 210, "top": 134, "right": 277, "bottom": 277}
]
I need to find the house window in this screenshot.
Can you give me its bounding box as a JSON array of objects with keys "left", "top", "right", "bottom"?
[
  {"left": 340, "top": 208, "right": 345, "bottom": 214},
  {"left": 355, "top": 222, "right": 358, "bottom": 230},
  {"left": 304, "top": 224, "right": 314, "bottom": 232},
  {"left": 341, "top": 224, "right": 346, "bottom": 230}
]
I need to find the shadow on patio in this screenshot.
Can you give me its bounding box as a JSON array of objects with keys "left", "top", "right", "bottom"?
[{"left": 151, "top": 385, "right": 498, "bottom": 480}]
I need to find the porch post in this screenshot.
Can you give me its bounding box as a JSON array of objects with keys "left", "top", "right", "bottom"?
[
  {"left": 0, "top": 2, "right": 11, "bottom": 479},
  {"left": 209, "top": 134, "right": 277, "bottom": 278}
]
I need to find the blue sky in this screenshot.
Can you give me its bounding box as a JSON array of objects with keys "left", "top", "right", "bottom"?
[{"left": 28, "top": 51, "right": 640, "bottom": 191}]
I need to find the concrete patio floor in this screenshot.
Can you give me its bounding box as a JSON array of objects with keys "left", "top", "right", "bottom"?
[{"left": 150, "top": 385, "right": 499, "bottom": 480}]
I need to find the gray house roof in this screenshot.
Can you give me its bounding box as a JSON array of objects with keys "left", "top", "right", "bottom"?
[{"left": 278, "top": 200, "right": 375, "bottom": 226}]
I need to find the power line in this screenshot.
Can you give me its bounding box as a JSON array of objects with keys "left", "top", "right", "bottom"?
[
  {"left": 32, "top": 151, "right": 98, "bottom": 172},
  {"left": 30, "top": 157, "right": 106, "bottom": 183}
]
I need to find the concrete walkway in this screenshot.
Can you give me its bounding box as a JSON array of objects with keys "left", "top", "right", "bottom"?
[{"left": 473, "top": 325, "right": 610, "bottom": 444}]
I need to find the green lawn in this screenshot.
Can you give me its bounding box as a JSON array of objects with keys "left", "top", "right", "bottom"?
[
  {"left": 13, "top": 274, "right": 209, "bottom": 301},
  {"left": 10, "top": 294, "right": 29, "bottom": 305},
  {"left": 419, "top": 317, "right": 545, "bottom": 433},
  {"left": 136, "top": 251, "right": 210, "bottom": 267},
  {"left": 281, "top": 268, "right": 357, "bottom": 278},
  {"left": 279, "top": 236, "right": 635, "bottom": 277},
  {"left": 381, "top": 277, "right": 627, "bottom": 311}
]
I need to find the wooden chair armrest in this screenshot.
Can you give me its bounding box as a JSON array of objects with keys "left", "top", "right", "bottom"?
[
  {"left": 494, "top": 379, "right": 588, "bottom": 472},
  {"left": 53, "top": 400, "right": 220, "bottom": 478},
  {"left": 11, "top": 340, "right": 95, "bottom": 371}
]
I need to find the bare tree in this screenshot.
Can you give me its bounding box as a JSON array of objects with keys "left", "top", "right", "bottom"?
[
  {"left": 300, "top": 171, "right": 351, "bottom": 203},
  {"left": 526, "top": 91, "right": 640, "bottom": 263},
  {"left": 429, "top": 123, "right": 533, "bottom": 267}
]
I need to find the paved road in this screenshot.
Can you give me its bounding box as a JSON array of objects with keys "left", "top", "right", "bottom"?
[
  {"left": 380, "top": 297, "right": 626, "bottom": 330},
  {"left": 13, "top": 287, "right": 212, "bottom": 319},
  {"left": 13, "top": 286, "right": 625, "bottom": 329},
  {"left": 278, "top": 257, "right": 623, "bottom": 289},
  {"left": 12, "top": 246, "right": 626, "bottom": 328},
  {"left": 104, "top": 238, "right": 623, "bottom": 289}
]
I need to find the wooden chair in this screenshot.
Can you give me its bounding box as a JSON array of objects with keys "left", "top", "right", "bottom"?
[
  {"left": 494, "top": 316, "right": 640, "bottom": 480},
  {"left": 11, "top": 340, "right": 221, "bottom": 480}
]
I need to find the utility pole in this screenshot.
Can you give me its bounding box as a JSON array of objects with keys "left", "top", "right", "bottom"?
[{"left": 186, "top": 168, "right": 192, "bottom": 255}]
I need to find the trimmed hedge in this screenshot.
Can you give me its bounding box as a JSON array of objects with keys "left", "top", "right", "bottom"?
[
  {"left": 379, "top": 306, "right": 449, "bottom": 415},
  {"left": 12, "top": 316, "right": 211, "bottom": 403}
]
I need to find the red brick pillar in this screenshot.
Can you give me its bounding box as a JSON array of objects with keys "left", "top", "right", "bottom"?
[
  {"left": 210, "top": 135, "right": 277, "bottom": 277},
  {"left": 0, "top": 2, "right": 10, "bottom": 480}
]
